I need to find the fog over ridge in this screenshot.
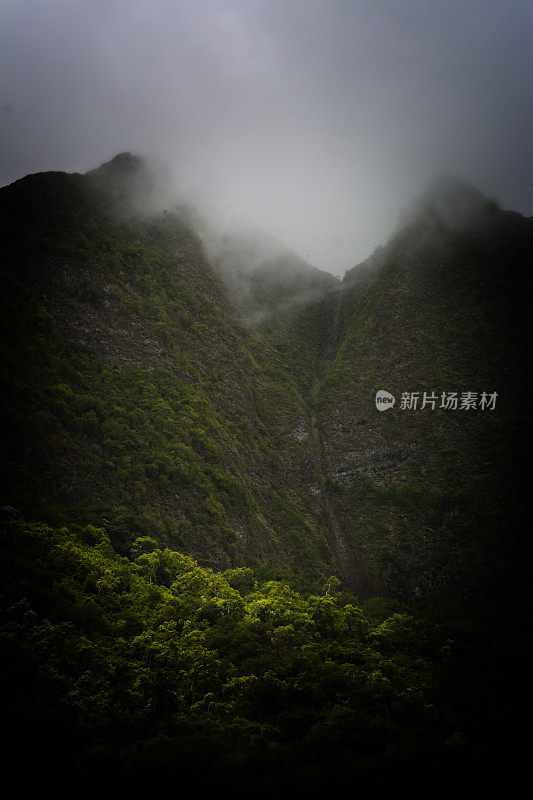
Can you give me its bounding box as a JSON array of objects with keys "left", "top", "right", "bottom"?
[{"left": 2, "top": 0, "right": 532, "bottom": 274}]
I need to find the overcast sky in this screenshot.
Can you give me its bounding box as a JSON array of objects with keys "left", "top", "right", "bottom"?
[{"left": 1, "top": 0, "right": 532, "bottom": 273}]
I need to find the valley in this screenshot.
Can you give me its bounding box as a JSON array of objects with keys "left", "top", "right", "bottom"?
[{"left": 0, "top": 155, "right": 529, "bottom": 787}]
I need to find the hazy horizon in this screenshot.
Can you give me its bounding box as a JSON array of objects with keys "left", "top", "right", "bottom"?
[{"left": 2, "top": 0, "right": 532, "bottom": 274}]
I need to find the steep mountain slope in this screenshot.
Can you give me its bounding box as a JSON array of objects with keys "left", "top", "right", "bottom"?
[
  {"left": 1, "top": 160, "right": 530, "bottom": 787},
  {"left": 315, "top": 178, "right": 531, "bottom": 605},
  {"left": 1, "top": 159, "right": 529, "bottom": 607},
  {"left": 0, "top": 155, "right": 338, "bottom": 586},
  {"left": 206, "top": 227, "right": 342, "bottom": 393}
]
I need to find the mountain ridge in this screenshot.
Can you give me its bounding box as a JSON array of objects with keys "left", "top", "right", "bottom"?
[
  {"left": 1, "top": 156, "right": 530, "bottom": 602},
  {"left": 1, "top": 155, "right": 530, "bottom": 786}
]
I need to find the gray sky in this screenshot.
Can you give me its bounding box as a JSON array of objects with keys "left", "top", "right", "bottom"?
[{"left": 2, "top": 0, "right": 532, "bottom": 273}]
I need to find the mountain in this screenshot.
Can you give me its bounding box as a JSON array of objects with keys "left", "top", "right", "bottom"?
[
  {"left": 1, "top": 159, "right": 530, "bottom": 788},
  {"left": 1, "top": 161, "right": 529, "bottom": 599},
  {"left": 0, "top": 156, "right": 339, "bottom": 587},
  {"left": 315, "top": 176, "right": 531, "bottom": 605},
  {"left": 208, "top": 226, "right": 339, "bottom": 324}
]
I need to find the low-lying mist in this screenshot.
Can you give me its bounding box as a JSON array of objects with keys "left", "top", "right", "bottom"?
[
  {"left": 2, "top": 0, "right": 532, "bottom": 275},
  {"left": 83, "top": 149, "right": 529, "bottom": 333},
  {"left": 86, "top": 151, "right": 341, "bottom": 324}
]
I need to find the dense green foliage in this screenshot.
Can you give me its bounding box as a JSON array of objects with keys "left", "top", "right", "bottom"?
[
  {"left": 0, "top": 163, "right": 529, "bottom": 786},
  {"left": 2, "top": 507, "right": 522, "bottom": 788},
  {"left": 0, "top": 169, "right": 332, "bottom": 585}
]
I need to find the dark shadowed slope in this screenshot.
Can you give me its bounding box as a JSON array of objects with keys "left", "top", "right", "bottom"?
[
  {"left": 316, "top": 177, "right": 531, "bottom": 606},
  {"left": 0, "top": 156, "right": 341, "bottom": 587},
  {"left": 1, "top": 161, "right": 530, "bottom": 606},
  {"left": 1, "top": 163, "right": 530, "bottom": 788}
]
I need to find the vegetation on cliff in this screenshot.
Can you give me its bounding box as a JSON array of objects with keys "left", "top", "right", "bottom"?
[{"left": 0, "top": 159, "right": 529, "bottom": 786}]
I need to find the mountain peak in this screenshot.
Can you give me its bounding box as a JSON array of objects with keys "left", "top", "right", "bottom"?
[
  {"left": 423, "top": 174, "right": 484, "bottom": 202},
  {"left": 89, "top": 152, "right": 146, "bottom": 176},
  {"left": 85, "top": 152, "right": 155, "bottom": 208},
  {"left": 418, "top": 174, "right": 497, "bottom": 230}
]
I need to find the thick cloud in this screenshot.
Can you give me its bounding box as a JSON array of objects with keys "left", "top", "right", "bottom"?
[{"left": 2, "top": 0, "right": 532, "bottom": 273}]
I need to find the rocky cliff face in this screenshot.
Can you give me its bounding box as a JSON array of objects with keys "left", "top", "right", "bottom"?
[
  {"left": 0, "top": 159, "right": 336, "bottom": 587},
  {"left": 1, "top": 162, "right": 529, "bottom": 606},
  {"left": 314, "top": 178, "right": 531, "bottom": 601}
]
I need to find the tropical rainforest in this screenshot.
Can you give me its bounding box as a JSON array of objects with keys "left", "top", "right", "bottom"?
[{"left": 0, "top": 154, "right": 530, "bottom": 790}]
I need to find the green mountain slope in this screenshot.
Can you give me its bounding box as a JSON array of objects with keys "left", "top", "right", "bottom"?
[
  {"left": 0, "top": 155, "right": 338, "bottom": 586},
  {"left": 1, "top": 160, "right": 530, "bottom": 787},
  {"left": 316, "top": 178, "right": 531, "bottom": 605},
  {"left": 2, "top": 161, "right": 529, "bottom": 606}
]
